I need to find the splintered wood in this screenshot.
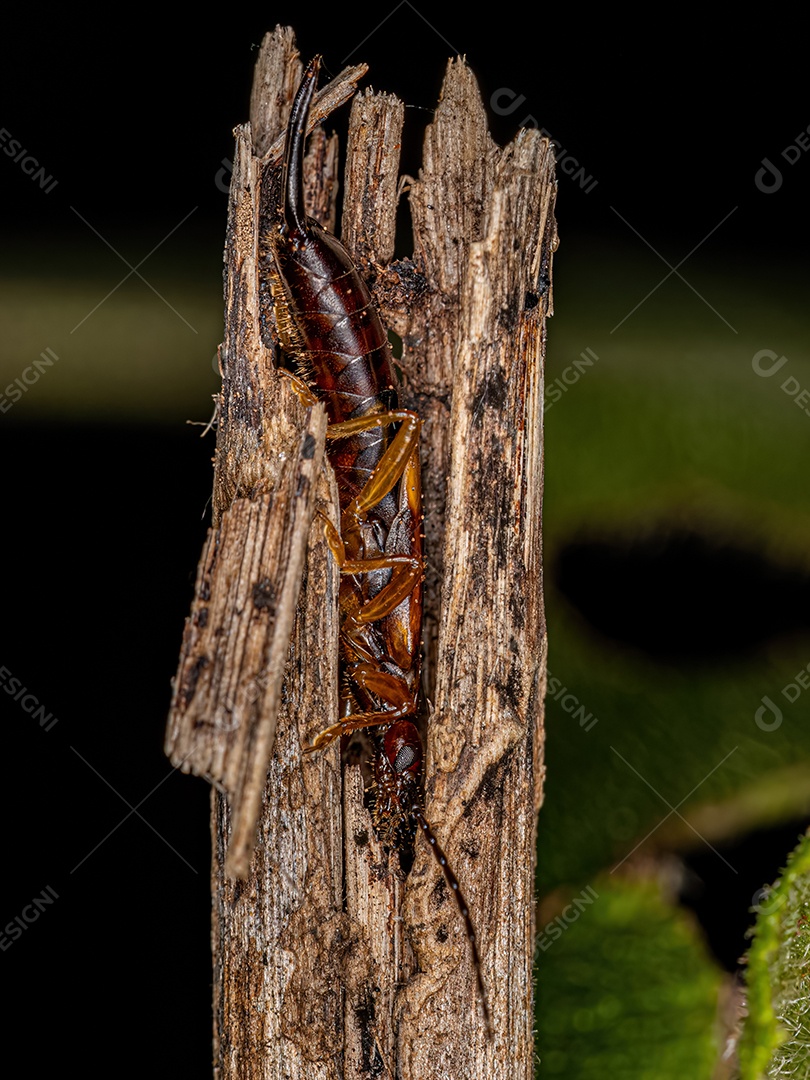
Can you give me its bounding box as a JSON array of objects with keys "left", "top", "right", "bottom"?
[{"left": 166, "top": 23, "right": 554, "bottom": 1080}]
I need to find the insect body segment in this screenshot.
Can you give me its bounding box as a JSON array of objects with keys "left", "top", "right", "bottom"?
[
  {"left": 267, "top": 56, "right": 490, "bottom": 1033},
  {"left": 266, "top": 55, "right": 424, "bottom": 750}
]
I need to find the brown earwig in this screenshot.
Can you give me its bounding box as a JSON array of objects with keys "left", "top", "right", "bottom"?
[
  {"left": 264, "top": 55, "right": 491, "bottom": 1034},
  {"left": 265, "top": 54, "right": 424, "bottom": 750}
]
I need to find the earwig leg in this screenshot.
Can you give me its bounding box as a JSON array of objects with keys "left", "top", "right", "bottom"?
[
  {"left": 354, "top": 563, "right": 423, "bottom": 624},
  {"left": 303, "top": 663, "right": 417, "bottom": 752},
  {"left": 326, "top": 410, "right": 421, "bottom": 528},
  {"left": 278, "top": 367, "right": 319, "bottom": 406},
  {"left": 318, "top": 510, "right": 345, "bottom": 563},
  {"left": 304, "top": 709, "right": 408, "bottom": 753},
  {"left": 319, "top": 510, "right": 420, "bottom": 577},
  {"left": 317, "top": 510, "right": 424, "bottom": 625},
  {"left": 319, "top": 514, "right": 425, "bottom": 626},
  {"left": 349, "top": 663, "right": 418, "bottom": 707},
  {"left": 306, "top": 415, "right": 424, "bottom": 754}
]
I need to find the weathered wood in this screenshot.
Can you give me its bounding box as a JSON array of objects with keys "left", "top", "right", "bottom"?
[
  {"left": 165, "top": 39, "right": 365, "bottom": 879},
  {"left": 394, "top": 87, "right": 554, "bottom": 1074},
  {"left": 165, "top": 425, "right": 327, "bottom": 879},
  {"left": 211, "top": 477, "right": 345, "bottom": 1076},
  {"left": 167, "top": 24, "right": 554, "bottom": 1079}
]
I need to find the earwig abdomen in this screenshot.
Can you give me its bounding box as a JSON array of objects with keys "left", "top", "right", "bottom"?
[
  {"left": 265, "top": 55, "right": 423, "bottom": 721},
  {"left": 266, "top": 57, "right": 400, "bottom": 514}
]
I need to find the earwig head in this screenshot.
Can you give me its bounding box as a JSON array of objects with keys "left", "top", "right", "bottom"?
[
  {"left": 369, "top": 720, "right": 422, "bottom": 867},
  {"left": 383, "top": 720, "right": 423, "bottom": 778}
]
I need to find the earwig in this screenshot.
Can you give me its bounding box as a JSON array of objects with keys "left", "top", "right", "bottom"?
[
  {"left": 265, "top": 54, "right": 424, "bottom": 750},
  {"left": 264, "top": 55, "right": 490, "bottom": 1033}
]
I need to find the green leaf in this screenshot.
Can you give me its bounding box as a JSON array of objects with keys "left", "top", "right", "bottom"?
[
  {"left": 739, "top": 830, "right": 810, "bottom": 1078},
  {"left": 539, "top": 243, "right": 810, "bottom": 893},
  {"left": 536, "top": 877, "right": 723, "bottom": 1078}
]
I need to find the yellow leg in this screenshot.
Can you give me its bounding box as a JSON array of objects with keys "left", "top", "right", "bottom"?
[
  {"left": 326, "top": 410, "right": 421, "bottom": 529},
  {"left": 318, "top": 510, "right": 423, "bottom": 625},
  {"left": 304, "top": 664, "right": 418, "bottom": 752},
  {"left": 307, "top": 409, "right": 423, "bottom": 753}
]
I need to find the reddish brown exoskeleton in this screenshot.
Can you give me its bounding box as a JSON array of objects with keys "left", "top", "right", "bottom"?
[
  {"left": 264, "top": 55, "right": 491, "bottom": 1034},
  {"left": 265, "top": 55, "right": 423, "bottom": 749}
]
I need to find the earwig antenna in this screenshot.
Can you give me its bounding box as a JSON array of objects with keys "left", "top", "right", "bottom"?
[{"left": 414, "top": 806, "right": 493, "bottom": 1038}]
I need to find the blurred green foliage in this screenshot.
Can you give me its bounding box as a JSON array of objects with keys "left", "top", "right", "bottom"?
[
  {"left": 536, "top": 237, "right": 810, "bottom": 1074},
  {"left": 536, "top": 878, "right": 722, "bottom": 1078},
  {"left": 739, "top": 830, "right": 810, "bottom": 1078},
  {"left": 0, "top": 235, "right": 222, "bottom": 421}
]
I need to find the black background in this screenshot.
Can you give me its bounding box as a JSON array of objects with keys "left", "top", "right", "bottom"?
[
  {"left": 5, "top": 15, "right": 808, "bottom": 252},
  {"left": 2, "top": 10, "right": 807, "bottom": 1075}
]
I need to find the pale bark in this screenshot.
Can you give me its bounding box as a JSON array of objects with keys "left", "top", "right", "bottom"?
[{"left": 167, "top": 24, "right": 555, "bottom": 1079}]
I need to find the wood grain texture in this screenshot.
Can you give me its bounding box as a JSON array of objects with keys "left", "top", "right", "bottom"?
[
  {"left": 166, "top": 25, "right": 554, "bottom": 1078},
  {"left": 165, "top": 36, "right": 365, "bottom": 880},
  {"left": 395, "top": 100, "right": 554, "bottom": 1076}
]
